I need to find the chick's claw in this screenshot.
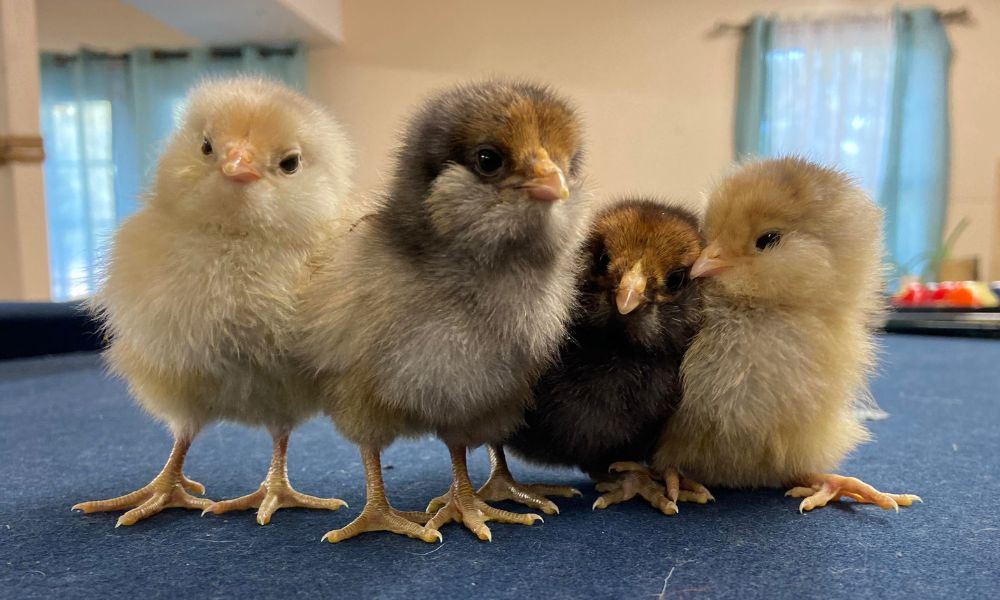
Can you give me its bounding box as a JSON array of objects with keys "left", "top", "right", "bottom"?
[
  {"left": 323, "top": 505, "right": 441, "bottom": 544},
  {"left": 788, "top": 473, "right": 922, "bottom": 513}
]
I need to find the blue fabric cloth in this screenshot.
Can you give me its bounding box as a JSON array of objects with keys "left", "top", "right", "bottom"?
[
  {"left": 1, "top": 335, "right": 997, "bottom": 598},
  {"left": 39, "top": 45, "right": 307, "bottom": 301}
]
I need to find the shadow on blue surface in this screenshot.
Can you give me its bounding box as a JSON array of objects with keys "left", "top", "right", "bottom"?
[{"left": 0, "top": 334, "right": 997, "bottom": 599}]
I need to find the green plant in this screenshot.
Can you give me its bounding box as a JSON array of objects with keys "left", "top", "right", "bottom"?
[{"left": 894, "top": 217, "right": 970, "bottom": 279}]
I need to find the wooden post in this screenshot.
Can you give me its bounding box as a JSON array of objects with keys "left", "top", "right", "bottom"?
[
  {"left": 992, "top": 161, "right": 1000, "bottom": 281},
  {"left": 0, "top": 0, "right": 50, "bottom": 300}
]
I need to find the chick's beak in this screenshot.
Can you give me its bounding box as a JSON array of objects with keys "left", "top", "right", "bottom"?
[
  {"left": 522, "top": 156, "right": 569, "bottom": 202},
  {"left": 616, "top": 261, "right": 647, "bottom": 315},
  {"left": 221, "top": 147, "right": 262, "bottom": 183},
  {"left": 690, "top": 243, "right": 732, "bottom": 279}
]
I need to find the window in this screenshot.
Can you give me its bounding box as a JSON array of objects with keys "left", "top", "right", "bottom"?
[
  {"left": 39, "top": 45, "right": 306, "bottom": 300},
  {"left": 41, "top": 100, "right": 118, "bottom": 300},
  {"left": 735, "top": 10, "right": 951, "bottom": 273}
]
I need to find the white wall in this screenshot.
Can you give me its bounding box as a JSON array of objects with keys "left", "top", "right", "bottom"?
[{"left": 308, "top": 0, "right": 999, "bottom": 277}]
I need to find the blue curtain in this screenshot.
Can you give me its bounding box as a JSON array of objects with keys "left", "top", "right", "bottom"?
[
  {"left": 733, "top": 8, "right": 952, "bottom": 276},
  {"left": 879, "top": 9, "right": 952, "bottom": 276},
  {"left": 734, "top": 17, "right": 774, "bottom": 159},
  {"left": 39, "top": 44, "right": 307, "bottom": 300}
]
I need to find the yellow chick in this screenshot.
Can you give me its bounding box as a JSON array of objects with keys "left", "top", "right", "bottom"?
[
  {"left": 73, "top": 77, "right": 353, "bottom": 527},
  {"left": 650, "top": 158, "right": 921, "bottom": 512}
]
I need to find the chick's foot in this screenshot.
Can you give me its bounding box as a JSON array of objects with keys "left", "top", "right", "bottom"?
[
  {"left": 323, "top": 446, "right": 439, "bottom": 544},
  {"left": 606, "top": 462, "right": 714, "bottom": 507},
  {"left": 323, "top": 503, "right": 439, "bottom": 544},
  {"left": 204, "top": 482, "right": 347, "bottom": 526},
  {"left": 470, "top": 445, "right": 580, "bottom": 515},
  {"left": 425, "top": 445, "right": 542, "bottom": 541},
  {"left": 203, "top": 432, "right": 347, "bottom": 525},
  {"left": 72, "top": 436, "right": 211, "bottom": 527},
  {"left": 786, "top": 473, "right": 922, "bottom": 513},
  {"left": 594, "top": 465, "right": 677, "bottom": 515}
]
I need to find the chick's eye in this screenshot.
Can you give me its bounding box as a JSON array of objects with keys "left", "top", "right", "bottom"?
[
  {"left": 474, "top": 146, "right": 504, "bottom": 176},
  {"left": 201, "top": 138, "right": 213, "bottom": 155},
  {"left": 665, "top": 268, "right": 688, "bottom": 292},
  {"left": 279, "top": 153, "right": 301, "bottom": 174},
  {"left": 755, "top": 231, "right": 782, "bottom": 252}
]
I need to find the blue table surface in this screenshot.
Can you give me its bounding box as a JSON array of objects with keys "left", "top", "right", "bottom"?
[{"left": 0, "top": 334, "right": 997, "bottom": 599}]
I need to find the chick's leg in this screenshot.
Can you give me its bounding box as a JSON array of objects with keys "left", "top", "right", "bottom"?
[
  {"left": 455, "top": 445, "right": 580, "bottom": 516},
  {"left": 72, "top": 433, "right": 211, "bottom": 527},
  {"left": 203, "top": 429, "right": 347, "bottom": 525},
  {"left": 425, "top": 445, "right": 542, "bottom": 541},
  {"left": 787, "top": 473, "right": 921, "bottom": 513},
  {"left": 322, "top": 446, "right": 440, "bottom": 544}
]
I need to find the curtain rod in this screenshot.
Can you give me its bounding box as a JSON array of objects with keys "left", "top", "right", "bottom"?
[
  {"left": 47, "top": 45, "right": 299, "bottom": 64},
  {"left": 708, "top": 6, "right": 972, "bottom": 37}
]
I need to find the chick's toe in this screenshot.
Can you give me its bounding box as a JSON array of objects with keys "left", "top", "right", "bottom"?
[{"left": 662, "top": 466, "right": 715, "bottom": 505}]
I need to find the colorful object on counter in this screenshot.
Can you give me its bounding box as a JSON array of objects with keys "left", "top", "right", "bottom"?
[{"left": 893, "top": 280, "right": 1000, "bottom": 308}]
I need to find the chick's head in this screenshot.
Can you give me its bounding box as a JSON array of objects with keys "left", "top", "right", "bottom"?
[
  {"left": 581, "top": 199, "right": 703, "bottom": 349},
  {"left": 392, "top": 80, "right": 586, "bottom": 257},
  {"left": 691, "top": 158, "right": 883, "bottom": 308},
  {"left": 152, "top": 77, "right": 353, "bottom": 235}
]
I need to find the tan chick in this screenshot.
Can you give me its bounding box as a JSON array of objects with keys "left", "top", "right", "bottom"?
[
  {"left": 650, "top": 158, "right": 921, "bottom": 512},
  {"left": 73, "top": 78, "right": 353, "bottom": 527}
]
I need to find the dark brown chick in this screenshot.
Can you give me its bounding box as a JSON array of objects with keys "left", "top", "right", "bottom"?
[
  {"left": 476, "top": 199, "right": 704, "bottom": 516},
  {"left": 295, "top": 80, "right": 591, "bottom": 543}
]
